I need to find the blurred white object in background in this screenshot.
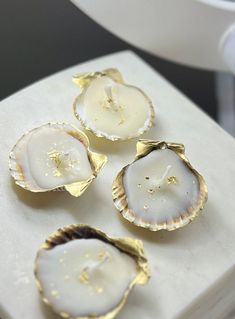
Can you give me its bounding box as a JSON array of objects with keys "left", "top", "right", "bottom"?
[
  {"left": 216, "top": 73, "right": 235, "bottom": 136},
  {"left": 222, "top": 23, "right": 235, "bottom": 73},
  {"left": 71, "top": 0, "right": 235, "bottom": 71},
  {"left": 71, "top": 0, "right": 235, "bottom": 136}
]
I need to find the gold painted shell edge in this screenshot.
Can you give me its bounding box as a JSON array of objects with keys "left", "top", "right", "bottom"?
[
  {"left": 112, "top": 140, "right": 208, "bottom": 231},
  {"left": 9, "top": 122, "right": 107, "bottom": 197},
  {"left": 72, "top": 68, "right": 155, "bottom": 142}
]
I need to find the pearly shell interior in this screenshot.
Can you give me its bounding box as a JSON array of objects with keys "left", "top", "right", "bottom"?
[
  {"left": 36, "top": 239, "right": 137, "bottom": 318},
  {"left": 9, "top": 123, "right": 106, "bottom": 195},
  {"left": 73, "top": 73, "right": 154, "bottom": 140}
]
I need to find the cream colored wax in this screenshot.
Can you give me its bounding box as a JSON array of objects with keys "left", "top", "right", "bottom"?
[
  {"left": 13, "top": 124, "right": 93, "bottom": 190},
  {"left": 74, "top": 76, "right": 153, "bottom": 140},
  {"left": 36, "top": 239, "right": 137, "bottom": 317},
  {"left": 123, "top": 149, "right": 200, "bottom": 224}
]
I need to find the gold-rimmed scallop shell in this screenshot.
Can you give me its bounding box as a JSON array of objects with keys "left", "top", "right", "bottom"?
[
  {"left": 73, "top": 68, "right": 155, "bottom": 141},
  {"left": 9, "top": 122, "right": 107, "bottom": 197},
  {"left": 112, "top": 140, "right": 208, "bottom": 231},
  {"left": 34, "top": 224, "right": 150, "bottom": 319}
]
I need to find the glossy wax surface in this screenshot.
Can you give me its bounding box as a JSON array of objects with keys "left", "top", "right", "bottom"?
[
  {"left": 36, "top": 239, "right": 137, "bottom": 317},
  {"left": 14, "top": 125, "right": 93, "bottom": 190},
  {"left": 75, "top": 76, "right": 152, "bottom": 139},
  {"left": 123, "top": 149, "right": 199, "bottom": 224}
]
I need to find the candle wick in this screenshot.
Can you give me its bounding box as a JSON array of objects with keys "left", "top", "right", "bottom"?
[
  {"left": 160, "top": 165, "right": 172, "bottom": 184},
  {"left": 79, "top": 253, "right": 110, "bottom": 286},
  {"left": 89, "top": 254, "right": 110, "bottom": 271},
  {"left": 149, "top": 165, "right": 172, "bottom": 191},
  {"left": 103, "top": 85, "right": 116, "bottom": 109},
  {"left": 103, "top": 85, "right": 125, "bottom": 124},
  {"left": 82, "top": 253, "right": 110, "bottom": 277}
]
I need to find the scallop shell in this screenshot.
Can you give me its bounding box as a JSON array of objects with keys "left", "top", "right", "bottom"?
[
  {"left": 9, "top": 123, "right": 107, "bottom": 197},
  {"left": 34, "top": 224, "right": 150, "bottom": 319},
  {"left": 73, "top": 68, "right": 155, "bottom": 141},
  {"left": 112, "top": 140, "right": 208, "bottom": 231}
]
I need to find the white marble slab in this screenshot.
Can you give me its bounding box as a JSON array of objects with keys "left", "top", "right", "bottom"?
[{"left": 0, "top": 51, "right": 235, "bottom": 319}]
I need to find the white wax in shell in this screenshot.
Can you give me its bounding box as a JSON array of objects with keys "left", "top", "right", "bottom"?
[
  {"left": 76, "top": 76, "right": 152, "bottom": 139},
  {"left": 14, "top": 126, "right": 93, "bottom": 190},
  {"left": 36, "top": 239, "right": 137, "bottom": 317},
  {"left": 123, "top": 149, "right": 200, "bottom": 224}
]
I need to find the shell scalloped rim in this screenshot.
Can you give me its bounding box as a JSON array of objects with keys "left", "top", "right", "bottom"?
[
  {"left": 34, "top": 224, "right": 150, "bottom": 319},
  {"left": 73, "top": 68, "right": 155, "bottom": 141},
  {"left": 112, "top": 140, "right": 208, "bottom": 231},
  {"left": 9, "top": 122, "right": 107, "bottom": 197}
]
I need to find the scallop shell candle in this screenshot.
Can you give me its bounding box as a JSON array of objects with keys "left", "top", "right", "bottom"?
[
  {"left": 9, "top": 123, "right": 107, "bottom": 197},
  {"left": 34, "top": 224, "right": 150, "bottom": 319},
  {"left": 73, "top": 68, "right": 155, "bottom": 141},
  {"left": 113, "top": 140, "right": 208, "bottom": 231}
]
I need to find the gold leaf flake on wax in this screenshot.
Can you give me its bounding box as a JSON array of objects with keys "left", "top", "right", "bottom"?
[
  {"left": 79, "top": 269, "right": 90, "bottom": 285},
  {"left": 47, "top": 149, "right": 81, "bottom": 177},
  {"left": 48, "top": 149, "right": 63, "bottom": 169},
  {"left": 167, "top": 176, "right": 177, "bottom": 185},
  {"left": 98, "top": 250, "right": 108, "bottom": 261}
]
